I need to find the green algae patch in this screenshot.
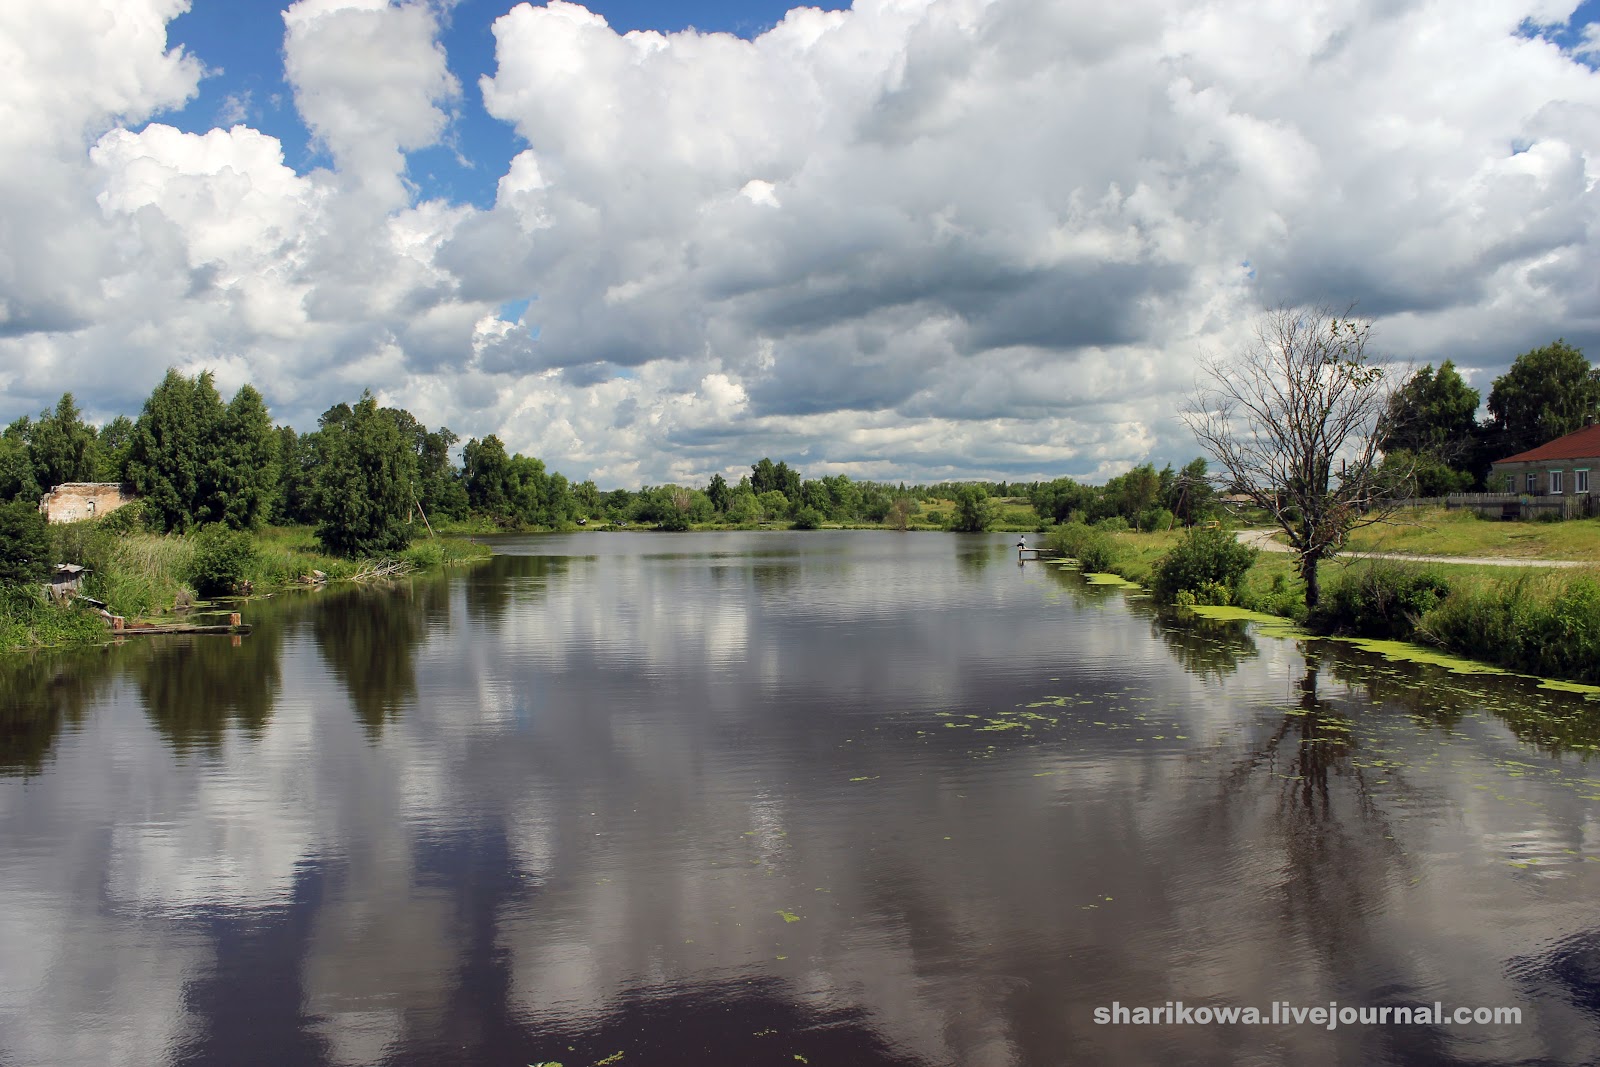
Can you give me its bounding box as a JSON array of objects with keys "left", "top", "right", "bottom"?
[
  {"left": 1538, "top": 678, "right": 1600, "bottom": 696},
  {"left": 1336, "top": 636, "right": 1510, "bottom": 675},
  {"left": 1327, "top": 635, "right": 1600, "bottom": 696},
  {"left": 1084, "top": 572, "right": 1140, "bottom": 587},
  {"left": 1187, "top": 604, "right": 1309, "bottom": 640},
  {"left": 777, "top": 910, "right": 801, "bottom": 923}
]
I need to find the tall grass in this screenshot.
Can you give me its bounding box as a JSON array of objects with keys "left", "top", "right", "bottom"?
[
  {"left": 1419, "top": 570, "right": 1600, "bottom": 684},
  {"left": 1309, "top": 561, "right": 1451, "bottom": 640},
  {"left": 0, "top": 586, "right": 108, "bottom": 651}
]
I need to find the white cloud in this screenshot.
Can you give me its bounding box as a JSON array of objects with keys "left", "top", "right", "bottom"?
[
  {"left": 0, "top": 0, "right": 201, "bottom": 345},
  {"left": 2, "top": 0, "right": 1599, "bottom": 484},
  {"left": 283, "top": 0, "right": 461, "bottom": 203}
]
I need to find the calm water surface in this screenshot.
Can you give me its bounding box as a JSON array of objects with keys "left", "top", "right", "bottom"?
[{"left": 2, "top": 531, "right": 1599, "bottom": 1066}]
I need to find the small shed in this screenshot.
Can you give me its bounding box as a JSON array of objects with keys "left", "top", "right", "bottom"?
[
  {"left": 38, "top": 482, "right": 137, "bottom": 523},
  {"left": 47, "top": 564, "right": 88, "bottom": 601}
]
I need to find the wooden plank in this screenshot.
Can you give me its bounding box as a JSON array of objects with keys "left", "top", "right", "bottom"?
[{"left": 117, "top": 624, "right": 253, "bottom": 636}]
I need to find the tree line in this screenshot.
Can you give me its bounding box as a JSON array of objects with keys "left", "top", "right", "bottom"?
[{"left": 0, "top": 369, "right": 1233, "bottom": 559}]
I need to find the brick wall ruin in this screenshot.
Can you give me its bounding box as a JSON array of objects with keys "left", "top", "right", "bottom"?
[{"left": 38, "top": 483, "right": 137, "bottom": 524}]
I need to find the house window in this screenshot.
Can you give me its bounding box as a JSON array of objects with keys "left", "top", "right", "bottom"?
[
  {"left": 1550, "top": 470, "right": 1563, "bottom": 494},
  {"left": 1526, "top": 473, "right": 1536, "bottom": 494},
  {"left": 1579, "top": 469, "right": 1590, "bottom": 494}
]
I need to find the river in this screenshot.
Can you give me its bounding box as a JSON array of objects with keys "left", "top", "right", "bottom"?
[{"left": 1, "top": 530, "right": 1597, "bottom": 1066}]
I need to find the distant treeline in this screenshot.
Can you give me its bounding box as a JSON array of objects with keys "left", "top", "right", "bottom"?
[{"left": 0, "top": 370, "right": 1226, "bottom": 555}]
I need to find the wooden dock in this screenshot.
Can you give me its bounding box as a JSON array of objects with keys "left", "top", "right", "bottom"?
[{"left": 109, "top": 612, "right": 251, "bottom": 636}]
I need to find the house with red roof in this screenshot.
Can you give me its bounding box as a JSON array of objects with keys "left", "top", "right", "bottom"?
[{"left": 1489, "top": 422, "right": 1600, "bottom": 509}]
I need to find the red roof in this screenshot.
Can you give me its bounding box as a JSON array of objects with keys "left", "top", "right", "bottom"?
[{"left": 1495, "top": 422, "right": 1600, "bottom": 464}]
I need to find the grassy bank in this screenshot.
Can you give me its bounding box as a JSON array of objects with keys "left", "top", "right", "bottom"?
[
  {"left": 1044, "top": 520, "right": 1600, "bottom": 688},
  {"left": 1, "top": 522, "right": 490, "bottom": 654},
  {"left": 1341, "top": 506, "right": 1600, "bottom": 561}
]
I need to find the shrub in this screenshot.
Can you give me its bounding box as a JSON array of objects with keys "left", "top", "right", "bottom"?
[
  {"left": 1237, "top": 571, "right": 1308, "bottom": 622},
  {"left": 1309, "top": 562, "right": 1451, "bottom": 639},
  {"left": 925, "top": 510, "right": 944, "bottom": 527},
  {"left": 189, "top": 525, "right": 259, "bottom": 598},
  {"left": 1045, "top": 521, "right": 1120, "bottom": 573},
  {"left": 1092, "top": 516, "right": 1129, "bottom": 533},
  {"left": 96, "top": 499, "right": 151, "bottom": 536},
  {"left": 1137, "top": 507, "right": 1175, "bottom": 532},
  {"left": 790, "top": 506, "right": 823, "bottom": 530},
  {"left": 1151, "top": 526, "right": 1258, "bottom": 605},
  {"left": 401, "top": 540, "right": 446, "bottom": 569}
]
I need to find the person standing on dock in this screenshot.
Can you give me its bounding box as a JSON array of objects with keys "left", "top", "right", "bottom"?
[{"left": 1017, "top": 535, "right": 1027, "bottom": 558}]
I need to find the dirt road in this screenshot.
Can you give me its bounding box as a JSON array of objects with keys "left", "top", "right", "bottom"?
[{"left": 1234, "top": 528, "right": 1590, "bottom": 569}]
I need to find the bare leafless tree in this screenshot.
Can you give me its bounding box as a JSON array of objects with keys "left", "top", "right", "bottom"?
[{"left": 1181, "top": 305, "right": 1405, "bottom": 608}]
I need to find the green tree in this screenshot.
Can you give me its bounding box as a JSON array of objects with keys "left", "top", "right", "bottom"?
[
  {"left": 774, "top": 460, "right": 802, "bottom": 500},
  {"left": 790, "top": 506, "right": 823, "bottom": 529},
  {"left": 272, "top": 426, "right": 318, "bottom": 525},
  {"left": 311, "top": 393, "right": 418, "bottom": 557},
  {"left": 125, "top": 370, "right": 227, "bottom": 532},
  {"left": 707, "top": 472, "right": 730, "bottom": 514},
  {"left": 462, "top": 435, "right": 513, "bottom": 516},
  {"left": 820, "top": 475, "right": 860, "bottom": 522},
  {"left": 1379, "top": 360, "right": 1482, "bottom": 486},
  {"left": 1379, "top": 361, "right": 1480, "bottom": 458},
  {"left": 755, "top": 490, "right": 790, "bottom": 521},
  {"left": 416, "top": 425, "right": 467, "bottom": 521},
  {"left": 0, "top": 499, "right": 51, "bottom": 583},
  {"left": 1097, "top": 463, "right": 1160, "bottom": 523},
  {"left": 29, "top": 393, "right": 99, "bottom": 491},
  {"left": 950, "top": 484, "right": 996, "bottom": 532},
  {"left": 1032, "top": 476, "right": 1095, "bottom": 524},
  {"left": 1376, "top": 448, "right": 1473, "bottom": 497},
  {"left": 1166, "top": 458, "right": 1217, "bottom": 526},
  {"left": 1486, "top": 340, "right": 1600, "bottom": 459},
  {"left": 0, "top": 419, "right": 40, "bottom": 503},
  {"left": 750, "top": 457, "right": 780, "bottom": 495},
  {"left": 208, "top": 385, "right": 279, "bottom": 530},
  {"left": 573, "top": 480, "right": 602, "bottom": 519},
  {"left": 1151, "top": 526, "right": 1258, "bottom": 604},
  {"left": 95, "top": 415, "right": 135, "bottom": 482}
]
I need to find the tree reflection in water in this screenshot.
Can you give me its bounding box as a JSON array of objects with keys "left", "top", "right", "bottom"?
[
  {"left": 1510, "top": 927, "right": 1600, "bottom": 1027},
  {"left": 496, "top": 975, "right": 929, "bottom": 1067},
  {"left": 135, "top": 631, "right": 282, "bottom": 752},
  {"left": 0, "top": 646, "right": 118, "bottom": 775},
  {"left": 1151, "top": 612, "right": 1259, "bottom": 681},
  {"left": 463, "top": 553, "right": 562, "bottom": 630},
  {"left": 1325, "top": 645, "right": 1600, "bottom": 759},
  {"left": 313, "top": 578, "right": 448, "bottom": 737}
]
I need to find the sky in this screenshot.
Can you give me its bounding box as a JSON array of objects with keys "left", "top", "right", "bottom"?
[{"left": 2, "top": 0, "right": 1599, "bottom": 488}]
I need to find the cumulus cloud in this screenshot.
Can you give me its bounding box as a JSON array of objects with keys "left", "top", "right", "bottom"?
[{"left": 2, "top": 0, "right": 1599, "bottom": 483}]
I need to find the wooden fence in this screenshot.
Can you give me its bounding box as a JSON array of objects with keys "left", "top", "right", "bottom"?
[{"left": 1386, "top": 493, "right": 1597, "bottom": 520}]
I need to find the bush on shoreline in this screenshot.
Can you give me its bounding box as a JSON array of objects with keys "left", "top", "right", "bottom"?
[
  {"left": 1045, "top": 522, "right": 1120, "bottom": 573},
  {"left": 1309, "top": 561, "right": 1451, "bottom": 640},
  {"left": 1151, "top": 526, "right": 1257, "bottom": 605}
]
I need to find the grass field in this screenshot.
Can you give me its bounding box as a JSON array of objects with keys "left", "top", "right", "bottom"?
[{"left": 1341, "top": 507, "right": 1600, "bottom": 561}]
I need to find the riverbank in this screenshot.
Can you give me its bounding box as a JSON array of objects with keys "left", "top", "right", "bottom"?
[
  {"left": 1047, "top": 519, "right": 1600, "bottom": 690},
  {"left": 0, "top": 523, "right": 491, "bottom": 654}
]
